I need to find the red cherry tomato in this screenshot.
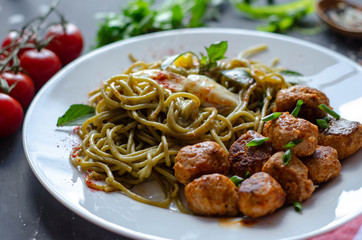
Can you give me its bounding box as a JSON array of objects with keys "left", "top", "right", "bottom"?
[
  {"left": 0, "top": 93, "right": 24, "bottom": 138},
  {"left": 0, "top": 72, "right": 35, "bottom": 108},
  {"left": 19, "top": 48, "right": 62, "bottom": 91},
  {"left": 1, "top": 31, "right": 35, "bottom": 57},
  {"left": 45, "top": 23, "right": 83, "bottom": 66}
]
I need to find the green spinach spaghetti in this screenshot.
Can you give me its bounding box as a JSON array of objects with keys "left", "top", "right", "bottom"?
[{"left": 67, "top": 42, "right": 290, "bottom": 211}]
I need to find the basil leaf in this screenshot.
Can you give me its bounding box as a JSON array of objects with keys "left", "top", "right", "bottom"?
[
  {"left": 246, "top": 137, "right": 269, "bottom": 147},
  {"left": 291, "top": 99, "right": 304, "bottom": 117},
  {"left": 282, "top": 148, "right": 293, "bottom": 165},
  {"left": 160, "top": 51, "right": 197, "bottom": 70},
  {"left": 283, "top": 139, "right": 303, "bottom": 148},
  {"left": 221, "top": 68, "right": 255, "bottom": 85},
  {"left": 205, "top": 41, "right": 228, "bottom": 63},
  {"left": 230, "top": 175, "right": 244, "bottom": 187},
  {"left": 57, "top": 104, "right": 95, "bottom": 127},
  {"left": 262, "top": 112, "right": 282, "bottom": 122},
  {"left": 318, "top": 104, "right": 340, "bottom": 120}
]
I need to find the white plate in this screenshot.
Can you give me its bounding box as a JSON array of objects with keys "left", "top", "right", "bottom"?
[{"left": 23, "top": 28, "right": 362, "bottom": 240}]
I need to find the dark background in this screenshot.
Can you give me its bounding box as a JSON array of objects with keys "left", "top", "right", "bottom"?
[{"left": 0, "top": 0, "right": 361, "bottom": 239}]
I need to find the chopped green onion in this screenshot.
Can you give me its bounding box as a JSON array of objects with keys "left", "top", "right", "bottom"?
[
  {"left": 262, "top": 112, "right": 282, "bottom": 122},
  {"left": 246, "top": 137, "right": 269, "bottom": 147},
  {"left": 230, "top": 175, "right": 244, "bottom": 187},
  {"left": 318, "top": 104, "right": 340, "bottom": 120},
  {"left": 283, "top": 139, "right": 303, "bottom": 148},
  {"left": 291, "top": 99, "right": 304, "bottom": 117},
  {"left": 293, "top": 201, "right": 303, "bottom": 212},
  {"left": 245, "top": 171, "right": 251, "bottom": 179},
  {"left": 282, "top": 148, "right": 293, "bottom": 165},
  {"left": 316, "top": 118, "right": 329, "bottom": 129},
  {"left": 280, "top": 70, "right": 303, "bottom": 76}
]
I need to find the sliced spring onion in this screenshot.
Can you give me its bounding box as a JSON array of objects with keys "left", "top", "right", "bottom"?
[
  {"left": 293, "top": 201, "right": 303, "bottom": 212},
  {"left": 244, "top": 171, "right": 251, "bottom": 179},
  {"left": 291, "top": 99, "right": 304, "bottom": 117},
  {"left": 283, "top": 139, "right": 303, "bottom": 148},
  {"left": 262, "top": 112, "right": 282, "bottom": 122},
  {"left": 246, "top": 137, "right": 269, "bottom": 147},
  {"left": 318, "top": 104, "right": 340, "bottom": 120},
  {"left": 316, "top": 118, "right": 329, "bottom": 129},
  {"left": 280, "top": 70, "right": 303, "bottom": 76},
  {"left": 230, "top": 175, "right": 244, "bottom": 187},
  {"left": 282, "top": 148, "right": 293, "bottom": 165}
]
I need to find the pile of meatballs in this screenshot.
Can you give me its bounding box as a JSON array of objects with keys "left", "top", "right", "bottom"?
[{"left": 173, "top": 85, "right": 362, "bottom": 218}]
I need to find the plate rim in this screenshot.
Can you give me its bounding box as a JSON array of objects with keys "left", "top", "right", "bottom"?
[{"left": 22, "top": 27, "right": 362, "bottom": 240}]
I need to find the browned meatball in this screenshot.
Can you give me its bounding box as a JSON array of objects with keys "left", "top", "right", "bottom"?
[
  {"left": 185, "top": 173, "right": 239, "bottom": 216},
  {"left": 262, "top": 151, "right": 315, "bottom": 204},
  {"left": 237, "top": 172, "right": 286, "bottom": 218},
  {"left": 318, "top": 118, "right": 362, "bottom": 160},
  {"left": 275, "top": 85, "right": 330, "bottom": 122},
  {"left": 302, "top": 145, "right": 341, "bottom": 184},
  {"left": 263, "top": 112, "right": 318, "bottom": 157},
  {"left": 228, "top": 130, "right": 274, "bottom": 177},
  {"left": 174, "top": 141, "right": 229, "bottom": 185}
]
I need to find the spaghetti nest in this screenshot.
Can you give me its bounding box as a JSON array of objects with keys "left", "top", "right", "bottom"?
[{"left": 71, "top": 45, "right": 289, "bottom": 210}]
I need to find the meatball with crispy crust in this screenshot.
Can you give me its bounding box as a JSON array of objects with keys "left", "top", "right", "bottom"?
[
  {"left": 185, "top": 173, "right": 239, "bottom": 216},
  {"left": 275, "top": 85, "right": 330, "bottom": 122},
  {"left": 237, "top": 172, "right": 286, "bottom": 218},
  {"left": 302, "top": 145, "right": 341, "bottom": 184},
  {"left": 262, "top": 151, "right": 315, "bottom": 204},
  {"left": 228, "top": 130, "right": 274, "bottom": 177},
  {"left": 263, "top": 112, "right": 318, "bottom": 157},
  {"left": 318, "top": 118, "right": 362, "bottom": 160},
  {"left": 174, "top": 141, "right": 229, "bottom": 185}
]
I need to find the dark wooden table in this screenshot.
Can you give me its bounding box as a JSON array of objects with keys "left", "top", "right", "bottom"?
[{"left": 0, "top": 0, "right": 361, "bottom": 239}]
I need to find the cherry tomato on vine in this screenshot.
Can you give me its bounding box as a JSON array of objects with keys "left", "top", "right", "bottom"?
[
  {"left": 0, "top": 93, "right": 24, "bottom": 138},
  {"left": 0, "top": 72, "right": 35, "bottom": 108},
  {"left": 19, "top": 48, "right": 62, "bottom": 91},
  {"left": 45, "top": 23, "right": 83, "bottom": 66},
  {"left": 1, "top": 31, "right": 35, "bottom": 57}
]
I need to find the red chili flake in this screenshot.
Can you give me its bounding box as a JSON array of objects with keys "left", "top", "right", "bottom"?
[
  {"left": 168, "top": 48, "right": 176, "bottom": 55},
  {"left": 73, "top": 126, "right": 80, "bottom": 134}
]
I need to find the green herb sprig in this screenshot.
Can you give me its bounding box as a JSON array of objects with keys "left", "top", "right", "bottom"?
[
  {"left": 316, "top": 117, "right": 330, "bottom": 129},
  {"left": 318, "top": 104, "right": 340, "bottom": 120},
  {"left": 291, "top": 99, "right": 304, "bottom": 117},
  {"left": 282, "top": 148, "right": 293, "bottom": 165},
  {"left": 230, "top": 175, "right": 244, "bottom": 187},
  {"left": 57, "top": 104, "right": 95, "bottom": 127},
  {"left": 246, "top": 137, "right": 269, "bottom": 147},
  {"left": 262, "top": 112, "right": 281, "bottom": 122},
  {"left": 282, "top": 139, "right": 303, "bottom": 165},
  {"left": 231, "top": 0, "right": 316, "bottom": 33},
  {"left": 293, "top": 201, "right": 303, "bottom": 212},
  {"left": 283, "top": 139, "right": 303, "bottom": 148},
  {"left": 161, "top": 41, "right": 228, "bottom": 74},
  {"left": 94, "top": 0, "right": 223, "bottom": 48}
]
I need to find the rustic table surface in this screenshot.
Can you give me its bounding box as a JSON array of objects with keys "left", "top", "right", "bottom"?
[{"left": 0, "top": 0, "right": 361, "bottom": 240}]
